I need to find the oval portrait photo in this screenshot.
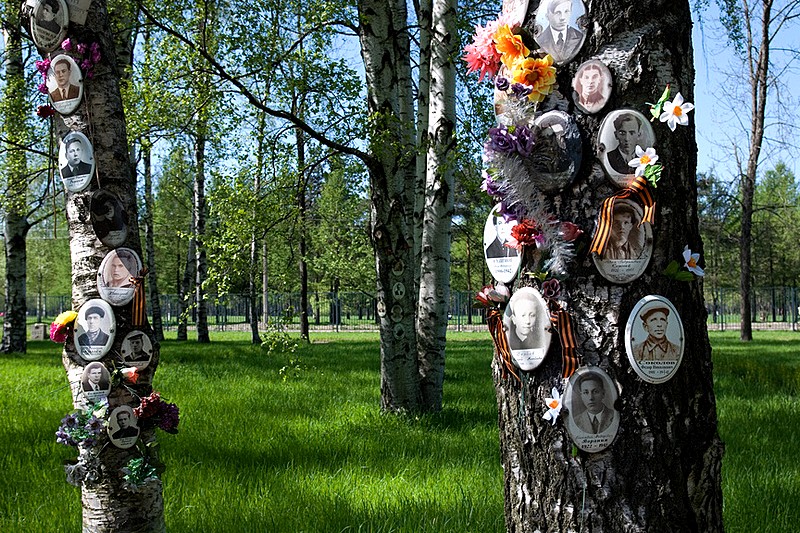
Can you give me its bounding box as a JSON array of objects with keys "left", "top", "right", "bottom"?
[
  {"left": 502, "top": 287, "right": 552, "bottom": 371},
  {"left": 525, "top": 110, "right": 581, "bottom": 191},
  {"left": 80, "top": 362, "right": 111, "bottom": 403},
  {"left": 90, "top": 190, "right": 128, "bottom": 248},
  {"left": 121, "top": 330, "right": 153, "bottom": 369},
  {"left": 572, "top": 59, "right": 612, "bottom": 114},
  {"left": 97, "top": 248, "right": 142, "bottom": 306},
  {"left": 592, "top": 199, "right": 653, "bottom": 284},
  {"left": 58, "top": 131, "right": 95, "bottom": 193},
  {"left": 564, "top": 366, "right": 620, "bottom": 452},
  {"left": 533, "top": 0, "right": 587, "bottom": 65},
  {"left": 73, "top": 299, "right": 115, "bottom": 361},
  {"left": 47, "top": 54, "right": 83, "bottom": 116},
  {"left": 30, "top": 0, "right": 69, "bottom": 52},
  {"left": 625, "top": 295, "right": 685, "bottom": 384},
  {"left": 597, "top": 109, "right": 656, "bottom": 188},
  {"left": 483, "top": 204, "right": 522, "bottom": 284},
  {"left": 108, "top": 405, "right": 140, "bottom": 449}
]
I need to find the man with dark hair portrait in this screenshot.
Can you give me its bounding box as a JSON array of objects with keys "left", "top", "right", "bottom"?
[
  {"left": 574, "top": 62, "right": 606, "bottom": 113},
  {"left": 81, "top": 363, "right": 110, "bottom": 392},
  {"left": 34, "top": 0, "right": 63, "bottom": 34},
  {"left": 111, "top": 410, "right": 139, "bottom": 440},
  {"left": 537, "top": 0, "right": 584, "bottom": 63},
  {"left": 49, "top": 57, "right": 79, "bottom": 102},
  {"left": 485, "top": 214, "right": 516, "bottom": 259},
  {"left": 633, "top": 306, "right": 681, "bottom": 362},
  {"left": 573, "top": 372, "right": 618, "bottom": 434},
  {"left": 124, "top": 333, "right": 150, "bottom": 363},
  {"left": 606, "top": 113, "right": 642, "bottom": 174},
  {"left": 61, "top": 137, "right": 92, "bottom": 178},
  {"left": 603, "top": 203, "right": 643, "bottom": 260},
  {"left": 77, "top": 306, "right": 110, "bottom": 347}
]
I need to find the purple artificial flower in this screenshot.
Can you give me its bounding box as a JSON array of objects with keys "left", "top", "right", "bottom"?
[
  {"left": 511, "top": 83, "right": 532, "bottom": 99},
  {"left": 481, "top": 171, "right": 500, "bottom": 197},
  {"left": 487, "top": 126, "right": 516, "bottom": 154},
  {"left": 37, "top": 83, "right": 49, "bottom": 94},
  {"left": 514, "top": 125, "right": 535, "bottom": 158},
  {"left": 158, "top": 402, "right": 180, "bottom": 433},
  {"left": 498, "top": 201, "right": 520, "bottom": 223},
  {"left": 85, "top": 416, "right": 105, "bottom": 434},
  {"left": 62, "top": 413, "right": 80, "bottom": 429},
  {"left": 35, "top": 59, "right": 51, "bottom": 74},
  {"left": 495, "top": 76, "right": 510, "bottom": 92},
  {"left": 81, "top": 59, "right": 93, "bottom": 71},
  {"left": 61, "top": 38, "right": 73, "bottom": 51},
  {"left": 77, "top": 43, "right": 88, "bottom": 54}
]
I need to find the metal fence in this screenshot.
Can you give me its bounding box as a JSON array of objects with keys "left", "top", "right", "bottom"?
[{"left": 17, "top": 287, "right": 800, "bottom": 332}]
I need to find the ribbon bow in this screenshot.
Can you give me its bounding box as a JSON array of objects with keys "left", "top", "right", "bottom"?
[
  {"left": 129, "top": 268, "right": 149, "bottom": 327},
  {"left": 487, "top": 309, "right": 520, "bottom": 382},
  {"left": 589, "top": 175, "right": 655, "bottom": 256}
]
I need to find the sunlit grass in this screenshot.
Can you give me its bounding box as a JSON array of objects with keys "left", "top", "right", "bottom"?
[{"left": 1, "top": 330, "right": 798, "bottom": 531}]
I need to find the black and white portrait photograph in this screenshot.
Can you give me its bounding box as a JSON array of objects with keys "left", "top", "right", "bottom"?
[
  {"left": 58, "top": 132, "right": 95, "bottom": 192},
  {"left": 80, "top": 362, "right": 111, "bottom": 403},
  {"left": 30, "top": 0, "right": 68, "bottom": 52},
  {"left": 97, "top": 248, "right": 141, "bottom": 306},
  {"left": 525, "top": 110, "right": 581, "bottom": 191},
  {"left": 108, "top": 406, "right": 140, "bottom": 449},
  {"left": 73, "top": 299, "right": 115, "bottom": 361},
  {"left": 598, "top": 109, "right": 656, "bottom": 187},
  {"left": 572, "top": 59, "right": 612, "bottom": 114},
  {"left": 625, "top": 296, "right": 685, "bottom": 384},
  {"left": 502, "top": 287, "right": 552, "bottom": 371},
  {"left": 592, "top": 199, "right": 653, "bottom": 284},
  {"left": 483, "top": 205, "right": 522, "bottom": 284},
  {"left": 121, "top": 330, "right": 153, "bottom": 369},
  {"left": 47, "top": 54, "right": 83, "bottom": 115},
  {"left": 533, "top": 0, "right": 587, "bottom": 64},
  {"left": 565, "top": 366, "right": 620, "bottom": 452},
  {"left": 90, "top": 190, "right": 128, "bottom": 248}
]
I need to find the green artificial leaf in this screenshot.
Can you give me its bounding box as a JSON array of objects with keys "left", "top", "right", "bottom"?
[
  {"left": 675, "top": 271, "right": 696, "bottom": 282},
  {"left": 664, "top": 260, "right": 680, "bottom": 275},
  {"left": 647, "top": 84, "right": 671, "bottom": 121},
  {"left": 572, "top": 444, "right": 578, "bottom": 458},
  {"left": 645, "top": 164, "right": 664, "bottom": 188}
]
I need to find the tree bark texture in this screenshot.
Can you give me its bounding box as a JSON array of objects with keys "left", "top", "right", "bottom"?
[
  {"left": 296, "top": 126, "right": 311, "bottom": 342},
  {"left": 53, "top": 0, "right": 165, "bottom": 530},
  {"left": 494, "top": 0, "right": 724, "bottom": 531},
  {"left": 1, "top": 8, "right": 30, "bottom": 354},
  {"left": 193, "top": 131, "right": 210, "bottom": 343},
  {"left": 358, "top": 0, "right": 424, "bottom": 412},
  {"left": 413, "top": 0, "right": 432, "bottom": 294},
  {"left": 416, "top": 0, "right": 457, "bottom": 411}
]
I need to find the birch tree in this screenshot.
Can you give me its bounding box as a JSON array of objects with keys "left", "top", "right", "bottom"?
[{"left": 481, "top": 0, "right": 724, "bottom": 529}]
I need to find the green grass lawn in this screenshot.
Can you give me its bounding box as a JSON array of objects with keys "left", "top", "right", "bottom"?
[{"left": 1, "top": 330, "right": 798, "bottom": 532}]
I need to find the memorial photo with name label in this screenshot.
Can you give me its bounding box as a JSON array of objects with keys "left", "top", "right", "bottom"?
[
  {"left": 80, "top": 362, "right": 111, "bottom": 403},
  {"left": 97, "top": 248, "right": 141, "bottom": 306},
  {"left": 598, "top": 109, "right": 655, "bottom": 188},
  {"left": 592, "top": 199, "right": 653, "bottom": 284},
  {"left": 483, "top": 205, "right": 522, "bottom": 284},
  {"left": 564, "top": 366, "right": 620, "bottom": 452},
  {"left": 58, "top": 132, "right": 95, "bottom": 192},
  {"left": 121, "top": 330, "right": 153, "bottom": 369},
  {"left": 47, "top": 54, "right": 83, "bottom": 115},
  {"left": 30, "top": 0, "right": 69, "bottom": 52},
  {"left": 73, "top": 299, "right": 115, "bottom": 361},
  {"left": 533, "top": 0, "right": 587, "bottom": 65},
  {"left": 107, "top": 406, "right": 140, "bottom": 449},
  {"left": 625, "top": 296, "right": 684, "bottom": 384},
  {"left": 502, "top": 287, "right": 552, "bottom": 371}
]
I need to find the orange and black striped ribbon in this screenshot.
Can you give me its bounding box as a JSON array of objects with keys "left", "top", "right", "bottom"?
[
  {"left": 130, "top": 268, "right": 148, "bottom": 327},
  {"left": 551, "top": 310, "right": 579, "bottom": 378},
  {"left": 487, "top": 308, "right": 520, "bottom": 382},
  {"left": 589, "top": 175, "right": 656, "bottom": 256}
]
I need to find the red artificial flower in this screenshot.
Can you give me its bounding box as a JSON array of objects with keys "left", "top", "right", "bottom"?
[
  {"left": 505, "top": 219, "right": 543, "bottom": 250},
  {"left": 37, "top": 105, "right": 56, "bottom": 119}
]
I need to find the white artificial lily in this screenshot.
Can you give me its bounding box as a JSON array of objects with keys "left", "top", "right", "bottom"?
[{"left": 659, "top": 92, "right": 694, "bottom": 131}]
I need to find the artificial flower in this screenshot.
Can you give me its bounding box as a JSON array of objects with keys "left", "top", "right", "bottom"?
[
  {"left": 510, "top": 55, "right": 556, "bottom": 103},
  {"left": 481, "top": 171, "right": 500, "bottom": 197},
  {"left": 486, "top": 125, "right": 517, "bottom": 154},
  {"left": 505, "top": 219, "right": 544, "bottom": 250},
  {"left": 463, "top": 20, "right": 503, "bottom": 81},
  {"left": 50, "top": 310, "right": 78, "bottom": 343},
  {"left": 628, "top": 145, "right": 659, "bottom": 177},
  {"left": 683, "top": 245, "right": 705, "bottom": 276},
  {"left": 36, "top": 105, "right": 56, "bottom": 119},
  {"left": 135, "top": 391, "right": 180, "bottom": 434},
  {"left": 121, "top": 367, "right": 140, "bottom": 384},
  {"left": 61, "top": 38, "right": 73, "bottom": 51},
  {"left": 493, "top": 24, "right": 529, "bottom": 69},
  {"left": 510, "top": 82, "right": 533, "bottom": 99},
  {"left": 34, "top": 58, "right": 51, "bottom": 74},
  {"left": 541, "top": 279, "right": 561, "bottom": 300},
  {"left": 495, "top": 76, "right": 510, "bottom": 91},
  {"left": 559, "top": 221, "right": 583, "bottom": 242},
  {"left": 37, "top": 83, "right": 49, "bottom": 95},
  {"left": 476, "top": 284, "right": 511, "bottom": 308},
  {"left": 659, "top": 92, "right": 694, "bottom": 131},
  {"left": 513, "top": 125, "right": 535, "bottom": 158},
  {"left": 542, "top": 387, "right": 562, "bottom": 425}
]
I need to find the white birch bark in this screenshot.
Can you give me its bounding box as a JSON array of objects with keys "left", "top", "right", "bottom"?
[{"left": 416, "top": 0, "right": 457, "bottom": 411}]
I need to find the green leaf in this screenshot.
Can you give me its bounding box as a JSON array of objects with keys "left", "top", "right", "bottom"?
[
  {"left": 645, "top": 164, "right": 664, "bottom": 188},
  {"left": 664, "top": 260, "right": 680, "bottom": 275},
  {"left": 675, "top": 271, "right": 695, "bottom": 282},
  {"left": 647, "top": 84, "right": 672, "bottom": 120}
]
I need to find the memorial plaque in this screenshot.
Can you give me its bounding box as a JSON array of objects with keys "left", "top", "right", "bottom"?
[
  {"left": 58, "top": 131, "right": 95, "bottom": 192},
  {"left": 533, "top": 0, "right": 587, "bottom": 65},
  {"left": 572, "top": 59, "right": 612, "bottom": 114},
  {"left": 564, "top": 366, "right": 620, "bottom": 452},
  {"left": 597, "top": 109, "right": 655, "bottom": 188},
  {"left": 30, "top": 0, "right": 69, "bottom": 52},
  {"left": 108, "top": 406, "right": 139, "bottom": 449},
  {"left": 74, "top": 299, "right": 115, "bottom": 361},
  {"left": 502, "top": 287, "right": 552, "bottom": 371},
  {"left": 592, "top": 199, "right": 653, "bottom": 284},
  {"left": 483, "top": 204, "right": 522, "bottom": 284},
  {"left": 80, "top": 362, "right": 111, "bottom": 403},
  {"left": 625, "top": 295, "right": 684, "bottom": 384},
  {"left": 97, "top": 248, "right": 141, "bottom": 306},
  {"left": 47, "top": 54, "right": 83, "bottom": 116}
]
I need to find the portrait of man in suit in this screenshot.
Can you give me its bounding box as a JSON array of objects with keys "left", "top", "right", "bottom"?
[
  {"left": 484, "top": 213, "right": 517, "bottom": 259},
  {"left": 77, "top": 305, "right": 110, "bottom": 347},
  {"left": 572, "top": 371, "right": 619, "bottom": 434},
  {"left": 536, "top": 0, "right": 585, "bottom": 64},
  {"left": 61, "top": 136, "right": 93, "bottom": 179},
  {"left": 49, "top": 57, "right": 80, "bottom": 103},
  {"left": 573, "top": 60, "right": 611, "bottom": 114},
  {"left": 606, "top": 113, "right": 643, "bottom": 175},
  {"left": 110, "top": 408, "right": 140, "bottom": 441},
  {"left": 81, "top": 362, "right": 110, "bottom": 393},
  {"left": 33, "top": 0, "right": 64, "bottom": 35},
  {"left": 123, "top": 332, "right": 151, "bottom": 363}
]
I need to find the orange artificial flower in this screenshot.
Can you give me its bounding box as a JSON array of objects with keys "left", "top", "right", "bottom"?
[
  {"left": 510, "top": 54, "right": 557, "bottom": 103},
  {"left": 493, "top": 25, "right": 530, "bottom": 69}
]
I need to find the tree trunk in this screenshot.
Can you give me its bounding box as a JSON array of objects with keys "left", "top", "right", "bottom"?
[
  {"left": 413, "top": 0, "right": 432, "bottom": 296},
  {"left": 738, "top": 0, "right": 772, "bottom": 341},
  {"left": 296, "top": 127, "right": 310, "bottom": 342},
  {"left": 176, "top": 228, "right": 195, "bottom": 342},
  {"left": 494, "top": 0, "right": 724, "bottom": 530},
  {"left": 249, "top": 109, "right": 267, "bottom": 344},
  {"left": 262, "top": 241, "right": 269, "bottom": 327},
  {"left": 1, "top": 10, "right": 30, "bottom": 354},
  {"left": 53, "top": 0, "right": 165, "bottom": 529},
  {"left": 142, "top": 140, "right": 164, "bottom": 342},
  {"left": 194, "top": 132, "right": 209, "bottom": 343},
  {"left": 415, "top": 0, "right": 457, "bottom": 411},
  {"left": 358, "top": 0, "right": 423, "bottom": 412}
]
